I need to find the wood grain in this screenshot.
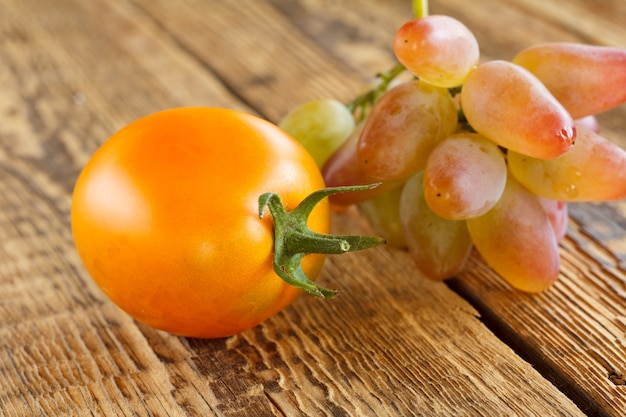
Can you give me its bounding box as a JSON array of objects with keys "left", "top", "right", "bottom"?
[{"left": 0, "top": 0, "right": 624, "bottom": 415}]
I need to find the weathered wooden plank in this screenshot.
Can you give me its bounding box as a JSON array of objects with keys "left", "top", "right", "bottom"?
[
  {"left": 0, "top": 0, "right": 622, "bottom": 415},
  {"left": 255, "top": 1, "right": 626, "bottom": 414},
  {"left": 450, "top": 203, "right": 626, "bottom": 416},
  {"left": 0, "top": 0, "right": 239, "bottom": 415},
  {"left": 420, "top": 2, "right": 626, "bottom": 416},
  {"left": 131, "top": 0, "right": 380, "bottom": 122}
]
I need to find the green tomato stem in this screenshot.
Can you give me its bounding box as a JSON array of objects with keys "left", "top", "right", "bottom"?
[{"left": 259, "top": 184, "right": 386, "bottom": 299}]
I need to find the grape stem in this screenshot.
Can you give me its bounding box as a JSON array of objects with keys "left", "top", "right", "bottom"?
[
  {"left": 413, "top": 0, "right": 429, "bottom": 18},
  {"left": 346, "top": 62, "right": 406, "bottom": 122},
  {"left": 344, "top": 0, "right": 429, "bottom": 121},
  {"left": 259, "top": 184, "right": 386, "bottom": 299}
]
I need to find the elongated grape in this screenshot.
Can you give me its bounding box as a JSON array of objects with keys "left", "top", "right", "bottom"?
[
  {"left": 357, "top": 81, "right": 458, "bottom": 181},
  {"left": 400, "top": 172, "right": 473, "bottom": 280},
  {"left": 359, "top": 186, "right": 407, "bottom": 249},
  {"left": 394, "top": 15, "right": 480, "bottom": 88},
  {"left": 466, "top": 176, "right": 560, "bottom": 292},
  {"left": 423, "top": 133, "right": 507, "bottom": 220},
  {"left": 537, "top": 197, "right": 568, "bottom": 243},
  {"left": 461, "top": 60, "right": 576, "bottom": 159},
  {"left": 322, "top": 122, "right": 404, "bottom": 206},
  {"left": 279, "top": 98, "right": 355, "bottom": 167},
  {"left": 513, "top": 43, "right": 626, "bottom": 119},
  {"left": 508, "top": 124, "right": 626, "bottom": 201},
  {"left": 575, "top": 115, "right": 599, "bottom": 134}
]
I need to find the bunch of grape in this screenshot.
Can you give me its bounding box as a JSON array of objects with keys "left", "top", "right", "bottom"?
[{"left": 278, "top": 14, "right": 626, "bottom": 293}]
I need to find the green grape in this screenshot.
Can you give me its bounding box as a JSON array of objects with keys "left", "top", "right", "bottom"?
[
  {"left": 357, "top": 81, "right": 458, "bottom": 181},
  {"left": 513, "top": 42, "right": 626, "bottom": 119},
  {"left": 400, "top": 172, "right": 473, "bottom": 280},
  {"left": 461, "top": 60, "right": 576, "bottom": 159},
  {"left": 466, "top": 176, "right": 560, "bottom": 293},
  {"left": 423, "top": 133, "right": 507, "bottom": 220},
  {"left": 279, "top": 98, "right": 355, "bottom": 168},
  {"left": 508, "top": 124, "right": 626, "bottom": 201},
  {"left": 394, "top": 15, "right": 479, "bottom": 88}
]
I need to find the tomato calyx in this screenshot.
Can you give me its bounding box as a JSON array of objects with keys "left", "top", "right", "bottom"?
[{"left": 259, "top": 184, "right": 386, "bottom": 299}]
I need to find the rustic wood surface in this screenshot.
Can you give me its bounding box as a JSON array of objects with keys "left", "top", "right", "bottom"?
[{"left": 1, "top": 0, "right": 624, "bottom": 415}]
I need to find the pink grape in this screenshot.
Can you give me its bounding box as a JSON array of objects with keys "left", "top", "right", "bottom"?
[
  {"left": 461, "top": 60, "right": 576, "bottom": 159},
  {"left": 466, "top": 176, "right": 560, "bottom": 293},
  {"left": 508, "top": 124, "right": 626, "bottom": 201},
  {"left": 513, "top": 42, "right": 626, "bottom": 119},
  {"left": 575, "top": 115, "right": 599, "bottom": 133},
  {"left": 359, "top": 186, "right": 407, "bottom": 249},
  {"left": 394, "top": 15, "right": 479, "bottom": 88},
  {"left": 400, "top": 173, "right": 473, "bottom": 281},
  {"left": 423, "top": 133, "right": 507, "bottom": 220},
  {"left": 537, "top": 197, "right": 568, "bottom": 243},
  {"left": 322, "top": 122, "right": 404, "bottom": 206},
  {"left": 357, "top": 81, "right": 458, "bottom": 181}
]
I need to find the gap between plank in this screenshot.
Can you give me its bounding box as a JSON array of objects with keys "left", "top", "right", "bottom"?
[{"left": 445, "top": 278, "right": 612, "bottom": 417}]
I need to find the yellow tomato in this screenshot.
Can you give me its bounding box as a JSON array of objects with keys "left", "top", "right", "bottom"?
[{"left": 71, "top": 107, "right": 329, "bottom": 338}]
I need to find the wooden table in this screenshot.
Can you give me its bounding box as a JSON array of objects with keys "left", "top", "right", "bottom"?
[{"left": 1, "top": 0, "right": 625, "bottom": 415}]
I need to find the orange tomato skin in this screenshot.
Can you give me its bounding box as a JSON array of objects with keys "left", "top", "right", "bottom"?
[{"left": 71, "top": 107, "right": 328, "bottom": 338}]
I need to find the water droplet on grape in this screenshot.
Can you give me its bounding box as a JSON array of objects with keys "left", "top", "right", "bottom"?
[
  {"left": 559, "top": 183, "right": 578, "bottom": 198},
  {"left": 554, "top": 171, "right": 581, "bottom": 199}
]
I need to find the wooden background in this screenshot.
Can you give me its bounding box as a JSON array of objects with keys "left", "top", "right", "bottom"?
[{"left": 1, "top": 0, "right": 625, "bottom": 415}]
